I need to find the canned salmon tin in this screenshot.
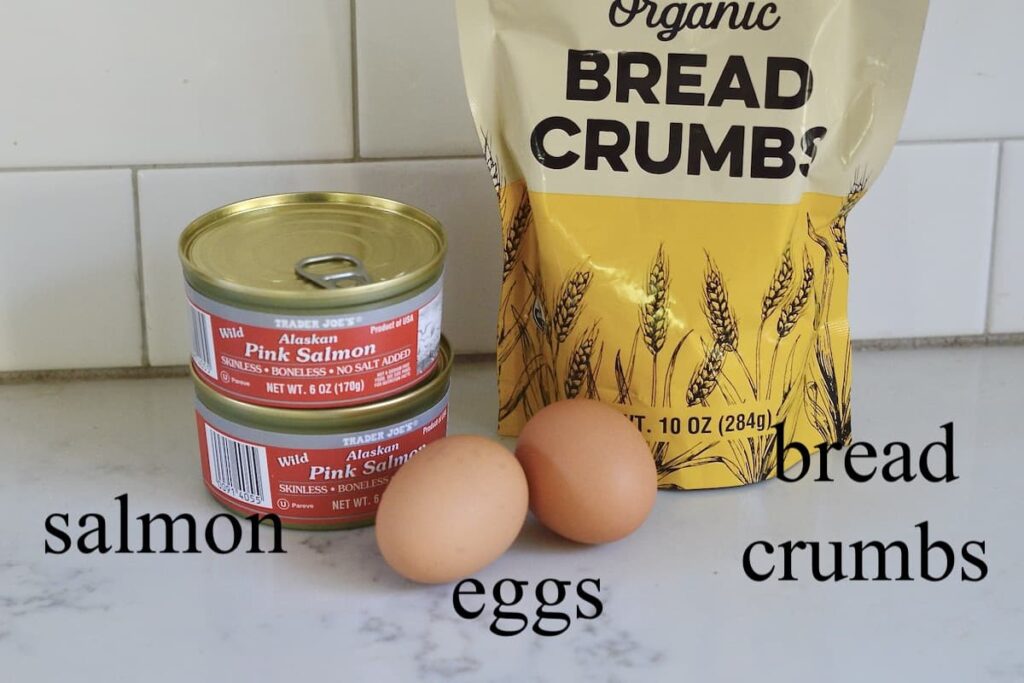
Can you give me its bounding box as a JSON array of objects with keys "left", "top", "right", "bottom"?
[
  {"left": 179, "top": 192, "right": 446, "bottom": 409},
  {"left": 192, "top": 338, "right": 452, "bottom": 530}
]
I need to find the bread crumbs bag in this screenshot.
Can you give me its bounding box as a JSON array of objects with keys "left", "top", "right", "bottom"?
[{"left": 456, "top": 0, "right": 929, "bottom": 489}]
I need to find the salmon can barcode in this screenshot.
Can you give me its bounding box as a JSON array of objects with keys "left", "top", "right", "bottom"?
[{"left": 204, "top": 426, "right": 271, "bottom": 509}]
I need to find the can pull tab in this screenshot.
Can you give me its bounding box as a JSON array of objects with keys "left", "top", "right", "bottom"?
[{"left": 295, "top": 254, "right": 370, "bottom": 289}]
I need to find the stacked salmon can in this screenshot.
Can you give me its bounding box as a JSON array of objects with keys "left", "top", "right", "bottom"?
[{"left": 179, "top": 193, "right": 451, "bottom": 529}]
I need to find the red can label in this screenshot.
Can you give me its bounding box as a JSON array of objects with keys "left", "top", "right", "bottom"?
[
  {"left": 195, "top": 392, "right": 449, "bottom": 528},
  {"left": 187, "top": 278, "right": 443, "bottom": 408}
]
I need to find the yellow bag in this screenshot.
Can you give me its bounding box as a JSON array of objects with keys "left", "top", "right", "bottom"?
[{"left": 456, "top": 0, "right": 929, "bottom": 489}]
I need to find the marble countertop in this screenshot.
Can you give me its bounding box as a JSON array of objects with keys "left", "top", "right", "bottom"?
[{"left": 1, "top": 345, "right": 1022, "bottom": 682}]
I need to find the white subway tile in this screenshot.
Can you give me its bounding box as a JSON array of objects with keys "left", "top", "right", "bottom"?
[
  {"left": 0, "top": 1, "right": 352, "bottom": 167},
  {"left": 848, "top": 143, "right": 998, "bottom": 340},
  {"left": 355, "top": 0, "right": 479, "bottom": 158},
  {"left": 0, "top": 170, "right": 141, "bottom": 370},
  {"left": 990, "top": 142, "right": 1024, "bottom": 334},
  {"left": 902, "top": 0, "right": 1024, "bottom": 141},
  {"left": 138, "top": 159, "right": 501, "bottom": 365}
]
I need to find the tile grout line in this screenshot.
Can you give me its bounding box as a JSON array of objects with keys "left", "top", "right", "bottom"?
[
  {"left": 0, "top": 154, "right": 484, "bottom": 175},
  {"left": 983, "top": 142, "right": 1005, "bottom": 333},
  {"left": 851, "top": 332, "right": 1024, "bottom": 351},
  {"left": 349, "top": 0, "right": 361, "bottom": 161},
  {"left": 2, "top": 139, "right": 1023, "bottom": 176},
  {"left": 896, "top": 135, "right": 1024, "bottom": 146},
  {"left": 130, "top": 170, "right": 151, "bottom": 367}
]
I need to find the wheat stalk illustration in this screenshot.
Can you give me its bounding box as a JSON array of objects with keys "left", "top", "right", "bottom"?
[
  {"left": 755, "top": 247, "right": 794, "bottom": 396},
  {"left": 831, "top": 216, "right": 849, "bottom": 270},
  {"left": 564, "top": 327, "right": 598, "bottom": 399},
  {"left": 552, "top": 270, "right": 592, "bottom": 350},
  {"left": 660, "top": 333, "right": 690, "bottom": 408},
  {"left": 805, "top": 335, "right": 852, "bottom": 449},
  {"left": 482, "top": 132, "right": 503, "bottom": 197},
  {"left": 498, "top": 304, "right": 538, "bottom": 420},
  {"left": 486, "top": 127, "right": 527, "bottom": 386},
  {"left": 806, "top": 200, "right": 859, "bottom": 449},
  {"left": 498, "top": 263, "right": 560, "bottom": 422},
  {"left": 686, "top": 342, "right": 725, "bottom": 407},
  {"left": 756, "top": 333, "right": 805, "bottom": 481},
  {"left": 654, "top": 441, "right": 719, "bottom": 483},
  {"left": 585, "top": 340, "right": 604, "bottom": 400},
  {"left": 702, "top": 256, "right": 756, "bottom": 394},
  {"left": 766, "top": 253, "right": 814, "bottom": 399},
  {"left": 829, "top": 173, "right": 869, "bottom": 270},
  {"left": 501, "top": 260, "right": 600, "bottom": 418},
  {"left": 777, "top": 257, "right": 813, "bottom": 339},
  {"left": 521, "top": 264, "right": 549, "bottom": 339},
  {"left": 503, "top": 193, "right": 532, "bottom": 281},
  {"left": 704, "top": 327, "right": 804, "bottom": 485},
  {"left": 481, "top": 128, "right": 511, "bottom": 227},
  {"left": 649, "top": 188, "right": 865, "bottom": 484},
  {"left": 614, "top": 331, "right": 640, "bottom": 405},
  {"left": 703, "top": 259, "right": 738, "bottom": 351},
  {"left": 641, "top": 246, "right": 670, "bottom": 405},
  {"left": 761, "top": 248, "right": 794, "bottom": 322}
]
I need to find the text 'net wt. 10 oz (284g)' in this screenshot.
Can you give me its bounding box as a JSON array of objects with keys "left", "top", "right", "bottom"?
[{"left": 456, "top": 0, "right": 929, "bottom": 490}]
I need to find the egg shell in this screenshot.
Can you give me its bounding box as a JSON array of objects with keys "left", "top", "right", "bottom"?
[
  {"left": 516, "top": 399, "right": 657, "bottom": 545},
  {"left": 375, "top": 435, "right": 528, "bottom": 584}
]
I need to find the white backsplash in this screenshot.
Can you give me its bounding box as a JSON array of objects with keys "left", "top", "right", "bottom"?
[
  {"left": 849, "top": 144, "right": 998, "bottom": 339},
  {"left": 0, "top": 0, "right": 1019, "bottom": 371},
  {"left": 991, "top": 143, "right": 1024, "bottom": 334},
  {"left": 0, "top": 1, "right": 353, "bottom": 168},
  {"left": 0, "top": 170, "right": 141, "bottom": 371},
  {"left": 900, "top": 0, "right": 1024, "bottom": 141}
]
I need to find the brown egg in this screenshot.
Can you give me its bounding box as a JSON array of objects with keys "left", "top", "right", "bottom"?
[
  {"left": 516, "top": 399, "right": 657, "bottom": 544},
  {"left": 375, "top": 435, "right": 528, "bottom": 584}
]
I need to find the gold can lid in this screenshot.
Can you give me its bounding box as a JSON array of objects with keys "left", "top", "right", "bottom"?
[
  {"left": 179, "top": 192, "right": 446, "bottom": 311},
  {"left": 192, "top": 337, "right": 453, "bottom": 434}
]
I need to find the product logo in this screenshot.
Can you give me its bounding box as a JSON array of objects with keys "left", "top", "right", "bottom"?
[
  {"left": 531, "top": 48, "right": 823, "bottom": 181},
  {"left": 531, "top": 1, "right": 822, "bottom": 183},
  {"left": 609, "top": 1, "right": 781, "bottom": 41}
]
